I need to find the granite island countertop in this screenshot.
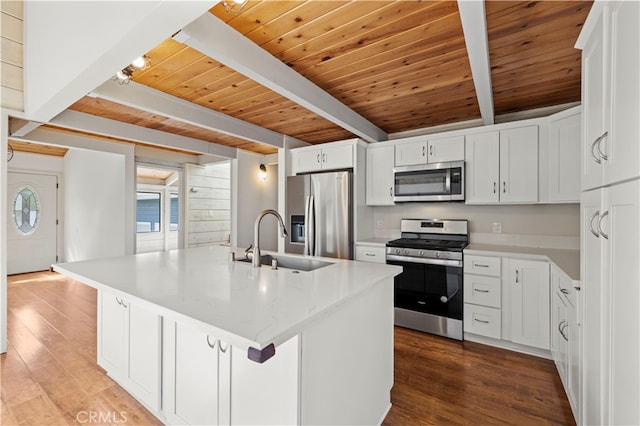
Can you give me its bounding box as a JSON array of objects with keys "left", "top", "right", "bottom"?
[{"left": 53, "top": 245, "right": 401, "bottom": 351}]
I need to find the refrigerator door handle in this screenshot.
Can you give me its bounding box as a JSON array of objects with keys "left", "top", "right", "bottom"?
[{"left": 304, "top": 195, "right": 315, "bottom": 256}]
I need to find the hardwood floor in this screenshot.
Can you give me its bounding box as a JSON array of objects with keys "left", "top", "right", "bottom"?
[
  {"left": 1, "top": 272, "right": 161, "bottom": 425},
  {"left": 2, "top": 271, "right": 574, "bottom": 425}
]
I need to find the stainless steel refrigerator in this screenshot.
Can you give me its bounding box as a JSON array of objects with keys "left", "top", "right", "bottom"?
[{"left": 285, "top": 171, "right": 353, "bottom": 260}]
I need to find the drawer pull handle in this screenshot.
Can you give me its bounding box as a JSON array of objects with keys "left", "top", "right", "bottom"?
[
  {"left": 474, "top": 263, "right": 489, "bottom": 268},
  {"left": 474, "top": 288, "right": 490, "bottom": 293},
  {"left": 417, "top": 300, "right": 426, "bottom": 305},
  {"left": 365, "top": 253, "right": 375, "bottom": 257},
  {"left": 560, "top": 288, "right": 570, "bottom": 295},
  {"left": 474, "top": 318, "right": 490, "bottom": 324}
]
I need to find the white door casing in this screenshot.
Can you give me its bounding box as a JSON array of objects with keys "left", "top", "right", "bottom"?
[{"left": 7, "top": 172, "right": 58, "bottom": 274}]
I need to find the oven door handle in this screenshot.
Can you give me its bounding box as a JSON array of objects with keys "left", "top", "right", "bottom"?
[{"left": 386, "top": 254, "right": 462, "bottom": 268}]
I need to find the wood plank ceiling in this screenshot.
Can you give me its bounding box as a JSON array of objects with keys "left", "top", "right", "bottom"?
[{"left": 53, "top": 0, "right": 592, "bottom": 156}]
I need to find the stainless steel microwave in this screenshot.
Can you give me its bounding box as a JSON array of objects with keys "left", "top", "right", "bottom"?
[{"left": 393, "top": 161, "right": 464, "bottom": 202}]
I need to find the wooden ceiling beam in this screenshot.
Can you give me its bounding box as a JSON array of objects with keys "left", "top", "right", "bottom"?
[
  {"left": 175, "top": 12, "right": 388, "bottom": 143},
  {"left": 458, "top": 0, "right": 495, "bottom": 125},
  {"left": 91, "top": 79, "right": 289, "bottom": 149},
  {"left": 49, "top": 109, "right": 237, "bottom": 159}
]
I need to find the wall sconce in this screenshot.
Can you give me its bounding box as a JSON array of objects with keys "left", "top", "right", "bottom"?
[{"left": 258, "top": 164, "right": 267, "bottom": 181}]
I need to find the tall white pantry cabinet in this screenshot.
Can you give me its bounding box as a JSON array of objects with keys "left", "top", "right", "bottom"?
[{"left": 576, "top": 1, "right": 640, "bottom": 425}]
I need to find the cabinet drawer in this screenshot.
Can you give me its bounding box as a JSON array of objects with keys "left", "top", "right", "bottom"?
[
  {"left": 355, "top": 245, "right": 386, "bottom": 263},
  {"left": 464, "top": 274, "right": 501, "bottom": 308},
  {"left": 464, "top": 255, "right": 501, "bottom": 276},
  {"left": 464, "top": 304, "right": 501, "bottom": 339}
]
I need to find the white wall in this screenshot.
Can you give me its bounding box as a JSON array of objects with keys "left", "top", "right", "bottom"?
[
  {"left": 233, "top": 150, "right": 279, "bottom": 251},
  {"left": 373, "top": 203, "right": 580, "bottom": 249},
  {"left": 186, "top": 162, "right": 231, "bottom": 247},
  {"left": 63, "top": 149, "right": 127, "bottom": 261}
]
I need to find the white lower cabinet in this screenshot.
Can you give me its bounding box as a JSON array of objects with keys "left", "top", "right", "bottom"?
[
  {"left": 163, "top": 321, "right": 225, "bottom": 425},
  {"left": 464, "top": 253, "right": 551, "bottom": 352},
  {"left": 355, "top": 243, "right": 386, "bottom": 263},
  {"left": 97, "top": 290, "right": 162, "bottom": 412},
  {"left": 550, "top": 266, "right": 580, "bottom": 424},
  {"left": 505, "top": 259, "right": 550, "bottom": 350},
  {"left": 163, "top": 320, "right": 299, "bottom": 426},
  {"left": 463, "top": 254, "right": 502, "bottom": 340}
]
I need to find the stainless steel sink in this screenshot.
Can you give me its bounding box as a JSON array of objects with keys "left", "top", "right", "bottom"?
[{"left": 236, "top": 253, "right": 334, "bottom": 272}]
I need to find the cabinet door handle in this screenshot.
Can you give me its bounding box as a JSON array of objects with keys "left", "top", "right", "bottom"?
[
  {"left": 474, "top": 318, "right": 490, "bottom": 324},
  {"left": 493, "top": 182, "right": 497, "bottom": 194},
  {"left": 560, "top": 288, "right": 570, "bottom": 295},
  {"left": 597, "top": 131, "right": 609, "bottom": 161},
  {"left": 589, "top": 210, "right": 601, "bottom": 238},
  {"left": 322, "top": 153, "right": 326, "bottom": 163},
  {"left": 474, "top": 288, "right": 490, "bottom": 293},
  {"left": 218, "top": 341, "right": 229, "bottom": 353},
  {"left": 429, "top": 145, "right": 433, "bottom": 156},
  {"left": 515, "top": 270, "right": 519, "bottom": 283},
  {"left": 121, "top": 300, "right": 127, "bottom": 308},
  {"left": 115, "top": 297, "right": 122, "bottom": 306},
  {"left": 598, "top": 210, "right": 609, "bottom": 240},
  {"left": 316, "top": 153, "right": 320, "bottom": 163},
  {"left": 206, "top": 335, "right": 217, "bottom": 349},
  {"left": 422, "top": 146, "right": 426, "bottom": 157},
  {"left": 503, "top": 181, "right": 506, "bottom": 194},
  {"left": 389, "top": 187, "right": 393, "bottom": 196},
  {"left": 591, "top": 131, "right": 608, "bottom": 164}
]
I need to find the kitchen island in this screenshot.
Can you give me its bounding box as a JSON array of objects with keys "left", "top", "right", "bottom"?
[{"left": 53, "top": 245, "right": 401, "bottom": 425}]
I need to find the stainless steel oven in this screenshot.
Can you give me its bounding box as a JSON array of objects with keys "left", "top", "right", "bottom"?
[
  {"left": 393, "top": 161, "right": 464, "bottom": 202},
  {"left": 386, "top": 219, "right": 468, "bottom": 340}
]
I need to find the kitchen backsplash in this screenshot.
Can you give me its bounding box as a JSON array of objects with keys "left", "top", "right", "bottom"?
[{"left": 373, "top": 203, "right": 580, "bottom": 250}]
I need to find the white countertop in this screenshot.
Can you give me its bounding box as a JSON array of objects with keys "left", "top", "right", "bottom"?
[
  {"left": 355, "top": 238, "right": 390, "bottom": 247},
  {"left": 53, "top": 245, "right": 401, "bottom": 351},
  {"left": 465, "top": 243, "right": 580, "bottom": 281}
]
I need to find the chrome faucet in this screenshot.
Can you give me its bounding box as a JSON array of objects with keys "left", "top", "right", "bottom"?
[{"left": 253, "top": 209, "right": 288, "bottom": 268}]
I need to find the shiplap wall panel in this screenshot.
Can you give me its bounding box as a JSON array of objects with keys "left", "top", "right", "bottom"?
[
  {"left": 1, "top": 0, "right": 23, "bottom": 110},
  {"left": 186, "top": 162, "right": 231, "bottom": 247}
]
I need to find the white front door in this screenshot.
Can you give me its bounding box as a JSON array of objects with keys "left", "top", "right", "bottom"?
[{"left": 7, "top": 172, "right": 58, "bottom": 274}]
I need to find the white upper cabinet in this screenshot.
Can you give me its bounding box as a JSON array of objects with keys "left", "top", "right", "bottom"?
[
  {"left": 605, "top": 1, "right": 640, "bottom": 187},
  {"left": 428, "top": 136, "right": 465, "bottom": 163},
  {"left": 395, "top": 140, "right": 427, "bottom": 166},
  {"left": 395, "top": 135, "right": 464, "bottom": 166},
  {"left": 581, "top": 6, "right": 608, "bottom": 191},
  {"left": 580, "top": 1, "right": 640, "bottom": 191},
  {"left": 465, "top": 126, "right": 538, "bottom": 204},
  {"left": 292, "top": 143, "right": 353, "bottom": 174},
  {"left": 499, "top": 126, "right": 539, "bottom": 204},
  {"left": 465, "top": 132, "right": 500, "bottom": 203},
  {"left": 548, "top": 108, "right": 581, "bottom": 203},
  {"left": 366, "top": 144, "right": 395, "bottom": 206}
]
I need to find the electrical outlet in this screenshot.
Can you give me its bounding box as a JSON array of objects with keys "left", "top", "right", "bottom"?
[
  {"left": 493, "top": 222, "right": 502, "bottom": 234},
  {"left": 376, "top": 220, "right": 384, "bottom": 229}
]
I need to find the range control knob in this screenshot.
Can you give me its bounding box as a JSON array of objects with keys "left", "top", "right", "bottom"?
[
  {"left": 435, "top": 251, "right": 441, "bottom": 258},
  {"left": 419, "top": 250, "right": 424, "bottom": 256},
  {"left": 404, "top": 249, "right": 410, "bottom": 255},
  {"left": 395, "top": 248, "right": 401, "bottom": 255}
]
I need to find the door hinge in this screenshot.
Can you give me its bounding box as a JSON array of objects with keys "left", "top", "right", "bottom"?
[{"left": 56, "top": 255, "right": 59, "bottom": 262}]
